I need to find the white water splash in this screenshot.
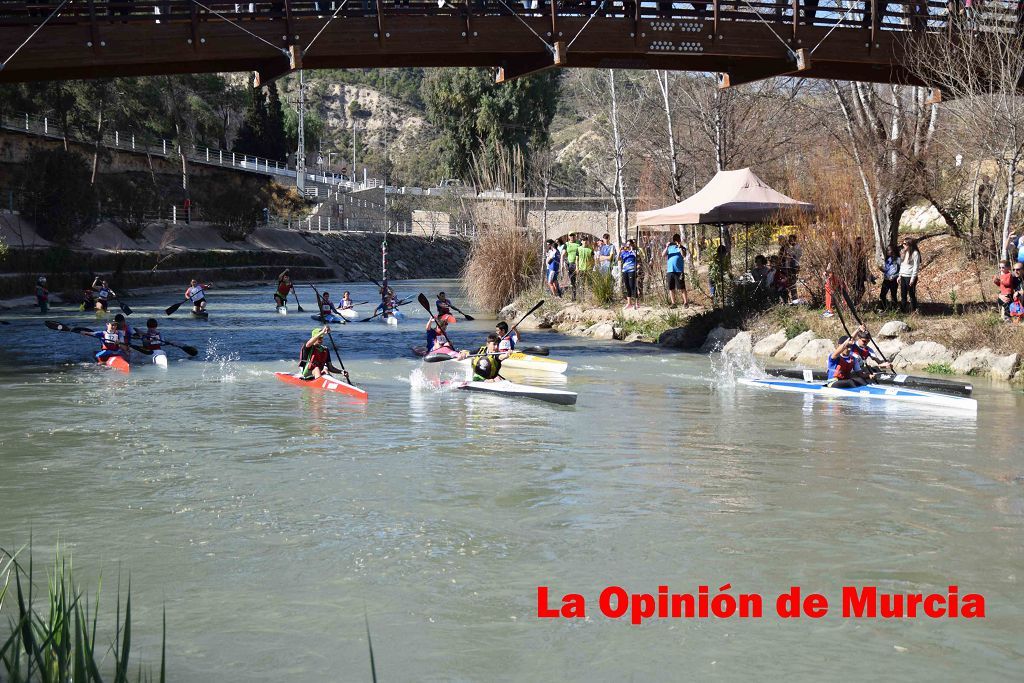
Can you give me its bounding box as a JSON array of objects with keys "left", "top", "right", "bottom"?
[
  {"left": 202, "top": 338, "right": 241, "bottom": 383},
  {"left": 708, "top": 350, "right": 768, "bottom": 391}
]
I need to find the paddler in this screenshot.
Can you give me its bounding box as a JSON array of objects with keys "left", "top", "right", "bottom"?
[
  {"left": 426, "top": 316, "right": 452, "bottom": 352},
  {"left": 185, "top": 279, "right": 212, "bottom": 314},
  {"left": 826, "top": 336, "right": 868, "bottom": 388},
  {"left": 274, "top": 270, "right": 294, "bottom": 309},
  {"left": 301, "top": 326, "right": 348, "bottom": 381},
  {"left": 340, "top": 291, "right": 354, "bottom": 310},
  {"left": 113, "top": 313, "right": 135, "bottom": 346},
  {"left": 495, "top": 321, "right": 519, "bottom": 353},
  {"left": 136, "top": 318, "right": 167, "bottom": 353},
  {"left": 317, "top": 291, "right": 340, "bottom": 321},
  {"left": 850, "top": 327, "right": 893, "bottom": 371},
  {"left": 458, "top": 333, "right": 509, "bottom": 382},
  {"left": 435, "top": 292, "right": 457, "bottom": 323},
  {"left": 82, "top": 319, "right": 129, "bottom": 364},
  {"left": 91, "top": 277, "right": 116, "bottom": 312}
]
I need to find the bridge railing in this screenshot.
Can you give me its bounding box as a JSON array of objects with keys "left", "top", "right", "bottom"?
[{"left": 3, "top": 0, "right": 1011, "bottom": 32}]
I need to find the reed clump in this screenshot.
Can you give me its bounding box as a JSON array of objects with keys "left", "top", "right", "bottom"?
[
  {"left": 461, "top": 144, "right": 541, "bottom": 311},
  {"left": 0, "top": 544, "right": 166, "bottom": 683}
]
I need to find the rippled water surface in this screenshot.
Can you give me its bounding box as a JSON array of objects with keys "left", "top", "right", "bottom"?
[{"left": 1, "top": 279, "right": 1022, "bottom": 681}]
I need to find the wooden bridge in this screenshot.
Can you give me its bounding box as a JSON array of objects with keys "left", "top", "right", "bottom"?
[{"left": 0, "top": 1, "right": 1019, "bottom": 86}]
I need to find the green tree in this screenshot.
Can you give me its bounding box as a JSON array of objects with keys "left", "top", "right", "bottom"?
[
  {"left": 265, "top": 82, "right": 288, "bottom": 161},
  {"left": 422, "top": 68, "right": 559, "bottom": 181},
  {"left": 235, "top": 85, "right": 269, "bottom": 158},
  {"left": 17, "top": 149, "right": 97, "bottom": 243}
]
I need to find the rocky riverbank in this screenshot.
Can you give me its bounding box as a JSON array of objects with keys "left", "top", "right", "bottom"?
[{"left": 501, "top": 294, "right": 1023, "bottom": 384}]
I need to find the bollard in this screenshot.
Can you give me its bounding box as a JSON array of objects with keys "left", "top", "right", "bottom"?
[{"left": 172, "top": 205, "right": 177, "bottom": 224}]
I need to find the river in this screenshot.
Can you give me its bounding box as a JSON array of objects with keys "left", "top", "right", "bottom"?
[{"left": 1, "top": 278, "right": 1022, "bottom": 681}]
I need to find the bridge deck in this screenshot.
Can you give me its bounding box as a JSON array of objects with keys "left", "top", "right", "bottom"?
[{"left": 0, "top": 1, "right": 1019, "bottom": 84}]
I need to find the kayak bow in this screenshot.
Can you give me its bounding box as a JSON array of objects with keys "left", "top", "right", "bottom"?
[{"left": 274, "top": 371, "right": 368, "bottom": 402}]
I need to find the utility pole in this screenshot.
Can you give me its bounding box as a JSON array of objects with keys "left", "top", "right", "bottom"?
[
  {"left": 351, "top": 122, "right": 357, "bottom": 188},
  {"left": 296, "top": 70, "right": 306, "bottom": 194}
]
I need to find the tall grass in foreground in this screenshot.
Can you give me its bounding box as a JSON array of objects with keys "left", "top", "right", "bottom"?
[{"left": 0, "top": 545, "right": 165, "bottom": 683}]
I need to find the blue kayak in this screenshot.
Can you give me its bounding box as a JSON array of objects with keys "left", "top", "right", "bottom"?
[{"left": 740, "top": 378, "right": 976, "bottom": 412}]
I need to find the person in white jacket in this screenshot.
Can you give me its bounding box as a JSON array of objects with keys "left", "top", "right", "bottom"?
[{"left": 899, "top": 237, "right": 921, "bottom": 313}]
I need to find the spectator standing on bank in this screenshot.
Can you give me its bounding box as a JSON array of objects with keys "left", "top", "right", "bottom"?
[
  {"left": 993, "top": 260, "right": 1022, "bottom": 320},
  {"left": 564, "top": 233, "right": 580, "bottom": 301},
  {"left": 662, "top": 233, "right": 688, "bottom": 307},
  {"left": 544, "top": 239, "right": 562, "bottom": 298},
  {"left": 35, "top": 276, "right": 49, "bottom": 314},
  {"left": 878, "top": 245, "right": 900, "bottom": 309},
  {"left": 619, "top": 239, "right": 639, "bottom": 310},
  {"left": 598, "top": 233, "right": 616, "bottom": 274},
  {"left": 899, "top": 237, "right": 921, "bottom": 313}
]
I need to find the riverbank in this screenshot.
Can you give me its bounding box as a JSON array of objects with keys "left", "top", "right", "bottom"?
[
  {"left": 0, "top": 214, "right": 470, "bottom": 307},
  {"left": 502, "top": 291, "right": 1024, "bottom": 385}
]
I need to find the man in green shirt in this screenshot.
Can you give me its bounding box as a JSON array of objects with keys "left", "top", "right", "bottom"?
[
  {"left": 564, "top": 233, "right": 580, "bottom": 301},
  {"left": 577, "top": 238, "right": 595, "bottom": 272}
]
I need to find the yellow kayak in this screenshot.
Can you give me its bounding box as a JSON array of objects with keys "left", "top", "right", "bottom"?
[{"left": 500, "top": 352, "right": 567, "bottom": 375}]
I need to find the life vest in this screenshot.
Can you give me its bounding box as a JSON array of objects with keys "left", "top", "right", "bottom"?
[
  {"left": 498, "top": 337, "right": 513, "bottom": 353},
  {"left": 307, "top": 345, "right": 329, "bottom": 370},
  {"left": 431, "top": 332, "right": 450, "bottom": 350},
  {"left": 851, "top": 345, "right": 871, "bottom": 360},
  {"left": 832, "top": 354, "right": 857, "bottom": 380},
  {"left": 97, "top": 287, "right": 111, "bottom": 301},
  {"left": 320, "top": 300, "right": 333, "bottom": 315},
  {"left": 277, "top": 281, "right": 291, "bottom": 296},
  {"left": 186, "top": 286, "right": 205, "bottom": 303},
  {"left": 436, "top": 299, "right": 451, "bottom": 315},
  {"left": 472, "top": 346, "right": 501, "bottom": 379},
  {"left": 101, "top": 329, "right": 123, "bottom": 351},
  {"left": 141, "top": 330, "right": 163, "bottom": 351},
  {"left": 341, "top": 299, "right": 353, "bottom": 309}
]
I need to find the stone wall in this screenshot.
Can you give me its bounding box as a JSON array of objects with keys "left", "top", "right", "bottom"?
[{"left": 300, "top": 232, "right": 470, "bottom": 282}]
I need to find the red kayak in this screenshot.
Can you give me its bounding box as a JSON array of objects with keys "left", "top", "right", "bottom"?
[
  {"left": 100, "top": 355, "right": 130, "bottom": 374},
  {"left": 274, "top": 371, "right": 368, "bottom": 402}
]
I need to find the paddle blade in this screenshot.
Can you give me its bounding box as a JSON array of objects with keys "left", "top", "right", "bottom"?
[
  {"left": 72, "top": 326, "right": 94, "bottom": 334},
  {"left": 423, "top": 354, "right": 456, "bottom": 363},
  {"left": 180, "top": 345, "right": 199, "bottom": 357},
  {"left": 118, "top": 301, "right": 133, "bottom": 315},
  {"left": 461, "top": 312, "right": 475, "bottom": 321},
  {"left": 130, "top": 344, "right": 153, "bottom": 355},
  {"left": 45, "top": 320, "right": 69, "bottom": 332},
  {"left": 521, "top": 346, "right": 550, "bottom": 356},
  {"left": 417, "top": 293, "right": 431, "bottom": 311},
  {"left": 165, "top": 300, "right": 184, "bottom": 316},
  {"left": 0, "top": 320, "right": 10, "bottom": 325}
]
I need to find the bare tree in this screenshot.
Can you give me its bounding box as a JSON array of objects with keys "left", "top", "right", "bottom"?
[
  {"left": 909, "top": 17, "right": 1024, "bottom": 261},
  {"left": 829, "top": 82, "right": 938, "bottom": 262},
  {"left": 654, "top": 70, "right": 683, "bottom": 203}
]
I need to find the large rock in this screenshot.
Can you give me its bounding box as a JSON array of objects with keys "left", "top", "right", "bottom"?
[
  {"left": 721, "top": 331, "right": 753, "bottom": 356},
  {"left": 990, "top": 353, "right": 1021, "bottom": 381},
  {"left": 875, "top": 338, "right": 904, "bottom": 360},
  {"left": 753, "top": 329, "right": 788, "bottom": 357},
  {"left": 793, "top": 338, "right": 837, "bottom": 365},
  {"left": 585, "top": 321, "right": 616, "bottom": 340},
  {"left": 774, "top": 331, "right": 817, "bottom": 361},
  {"left": 498, "top": 303, "right": 518, "bottom": 320},
  {"left": 700, "top": 326, "right": 739, "bottom": 353},
  {"left": 878, "top": 320, "right": 910, "bottom": 338},
  {"left": 517, "top": 313, "right": 552, "bottom": 331},
  {"left": 951, "top": 348, "right": 993, "bottom": 376},
  {"left": 892, "top": 341, "right": 956, "bottom": 370}
]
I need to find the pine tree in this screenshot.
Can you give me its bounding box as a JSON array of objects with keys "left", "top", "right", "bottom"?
[
  {"left": 265, "top": 82, "right": 288, "bottom": 162},
  {"left": 235, "top": 85, "right": 269, "bottom": 158}
]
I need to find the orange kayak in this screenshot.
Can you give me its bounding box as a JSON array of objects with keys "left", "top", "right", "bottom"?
[
  {"left": 101, "top": 355, "right": 130, "bottom": 374},
  {"left": 274, "top": 371, "right": 368, "bottom": 402}
]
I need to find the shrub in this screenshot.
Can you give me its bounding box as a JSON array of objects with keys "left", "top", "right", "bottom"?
[
  {"left": 99, "top": 174, "right": 161, "bottom": 240},
  {"left": 194, "top": 183, "right": 263, "bottom": 241},
  {"left": 462, "top": 226, "right": 540, "bottom": 311},
  {"left": 924, "top": 362, "right": 955, "bottom": 375},
  {"left": 585, "top": 270, "right": 616, "bottom": 306}
]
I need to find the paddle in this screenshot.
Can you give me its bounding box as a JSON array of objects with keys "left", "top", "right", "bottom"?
[
  {"left": 0, "top": 320, "right": 9, "bottom": 325},
  {"left": 291, "top": 286, "right": 304, "bottom": 313},
  {"left": 163, "top": 340, "right": 198, "bottom": 357},
  {"left": 839, "top": 287, "right": 892, "bottom": 366},
  {"left": 309, "top": 284, "right": 353, "bottom": 385},
  {"left": 520, "top": 346, "right": 550, "bottom": 356},
  {"left": 111, "top": 298, "right": 133, "bottom": 316},
  {"left": 445, "top": 302, "right": 475, "bottom": 321},
  {"left": 500, "top": 300, "right": 545, "bottom": 348},
  {"left": 46, "top": 321, "right": 153, "bottom": 355},
  {"left": 164, "top": 299, "right": 185, "bottom": 316}
]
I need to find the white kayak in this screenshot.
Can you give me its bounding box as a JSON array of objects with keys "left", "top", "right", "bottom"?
[
  {"left": 277, "top": 306, "right": 288, "bottom": 315},
  {"left": 381, "top": 310, "right": 404, "bottom": 326},
  {"left": 739, "top": 378, "right": 977, "bottom": 412},
  {"left": 338, "top": 308, "right": 358, "bottom": 320},
  {"left": 152, "top": 349, "right": 168, "bottom": 369},
  {"left": 456, "top": 379, "right": 577, "bottom": 406}
]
